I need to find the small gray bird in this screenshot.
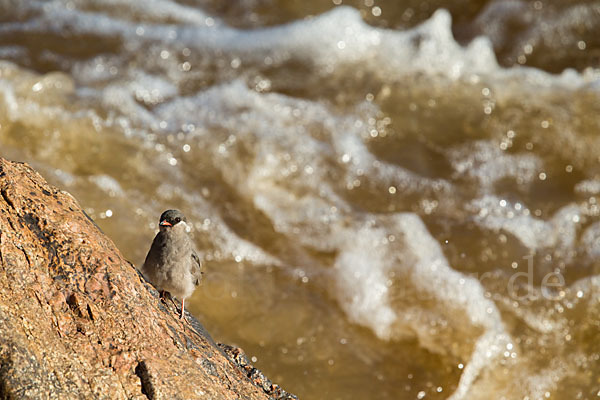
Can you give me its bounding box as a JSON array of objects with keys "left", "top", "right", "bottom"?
[{"left": 141, "top": 209, "right": 202, "bottom": 319}]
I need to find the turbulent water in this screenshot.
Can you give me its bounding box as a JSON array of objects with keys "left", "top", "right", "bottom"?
[{"left": 1, "top": 0, "right": 599, "bottom": 399}]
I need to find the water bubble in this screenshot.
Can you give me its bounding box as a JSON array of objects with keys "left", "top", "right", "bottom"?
[
  {"left": 372, "top": 6, "right": 382, "bottom": 16},
  {"left": 230, "top": 58, "right": 241, "bottom": 69},
  {"left": 388, "top": 186, "right": 396, "bottom": 194}
]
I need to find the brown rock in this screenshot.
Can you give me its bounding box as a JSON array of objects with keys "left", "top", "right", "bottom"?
[{"left": 0, "top": 157, "right": 296, "bottom": 400}]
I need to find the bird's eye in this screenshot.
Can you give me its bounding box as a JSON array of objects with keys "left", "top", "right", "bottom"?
[{"left": 175, "top": 217, "right": 181, "bottom": 223}]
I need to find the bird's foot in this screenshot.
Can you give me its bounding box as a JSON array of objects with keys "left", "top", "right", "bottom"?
[
  {"left": 159, "top": 290, "right": 173, "bottom": 303},
  {"left": 179, "top": 298, "right": 185, "bottom": 320}
]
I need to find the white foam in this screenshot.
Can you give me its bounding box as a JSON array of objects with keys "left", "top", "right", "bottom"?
[
  {"left": 6, "top": 2, "right": 597, "bottom": 97},
  {"left": 448, "top": 141, "right": 542, "bottom": 190},
  {"left": 581, "top": 222, "right": 600, "bottom": 260},
  {"left": 330, "top": 213, "right": 510, "bottom": 399},
  {"left": 89, "top": 174, "right": 125, "bottom": 196},
  {"left": 469, "top": 196, "right": 580, "bottom": 252},
  {"left": 575, "top": 178, "right": 600, "bottom": 196}
]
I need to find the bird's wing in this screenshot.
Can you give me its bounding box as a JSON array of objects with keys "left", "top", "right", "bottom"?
[{"left": 190, "top": 250, "right": 203, "bottom": 285}]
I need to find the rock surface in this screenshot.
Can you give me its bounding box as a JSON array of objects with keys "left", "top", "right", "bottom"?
[{"left": 0, "top": 157, "right": 297, "bottom": 400}]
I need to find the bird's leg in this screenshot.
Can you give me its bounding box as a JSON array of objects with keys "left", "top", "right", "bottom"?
[{"left": 180, "top": 298, "right": 185, "bottom": 319}]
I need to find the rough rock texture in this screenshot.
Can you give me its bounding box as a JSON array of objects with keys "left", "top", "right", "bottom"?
[{"left": 0, "top": 157, "right": 297, "bottom": 400}]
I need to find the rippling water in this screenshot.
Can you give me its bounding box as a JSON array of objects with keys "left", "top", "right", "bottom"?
[{"left": 1, "top": 1, "right": 599, "bottom": 399}]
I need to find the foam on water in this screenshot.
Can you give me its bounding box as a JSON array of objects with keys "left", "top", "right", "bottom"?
[
  {"left": 6, "top": 1, "right": 598, "bottom": 105},
  {"left": 448, "top": 141, "right": 543, "bottom": 190},
  {"left": 470, "top": 196, "right": 580, "bottom": 252}
]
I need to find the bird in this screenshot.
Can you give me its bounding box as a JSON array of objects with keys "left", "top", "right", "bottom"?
[{"left": 141, "top": 209, "right": 202, "bottom": 319}]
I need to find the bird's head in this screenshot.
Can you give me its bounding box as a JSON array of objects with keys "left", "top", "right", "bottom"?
[{"left": 159, "top": 209, "right": 187, "bottom": 232}]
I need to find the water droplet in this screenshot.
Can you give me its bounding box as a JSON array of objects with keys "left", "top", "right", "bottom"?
[{"left": 230, "top": 58, "right": 241, "bottom": 69}]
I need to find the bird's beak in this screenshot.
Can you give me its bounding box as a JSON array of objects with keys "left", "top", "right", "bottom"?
[{"left": 159, "top": 221, "right": 172, "bottom": 227}]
